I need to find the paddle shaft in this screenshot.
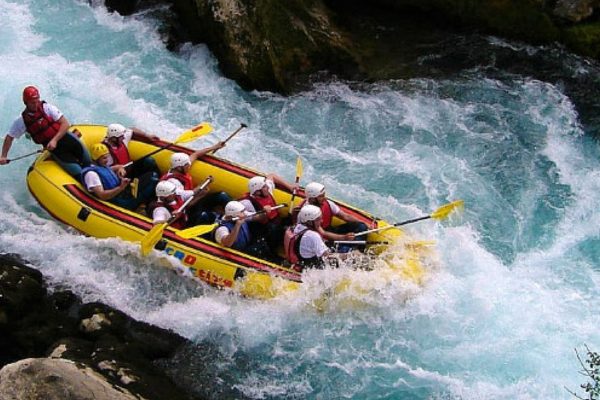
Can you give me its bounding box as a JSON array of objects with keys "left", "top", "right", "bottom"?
[
  {"left": 8, "top": 150, "right": 42, "bottom": 163},
  {"left": 126, "top": 142, "right": 174, "bottom": 169},
  {"left": 355, "top": 215, "right": 432, "bottom": 236},
  {"left": 166, "top": 176, "right": 213, "bottom": 223},
  {"left": 209, "top": 123, "right": 247, "bottom": 155},
  {"left": 333, "top": 240, "right": 389, "bottom": 245},
  {"left": 231, "top": 203, "right": 285, "bottom": 221}
]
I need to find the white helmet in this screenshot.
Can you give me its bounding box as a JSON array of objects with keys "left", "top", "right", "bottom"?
[
  {"left": 305, "top": 182, "right": 325, "bottom": 199},
  {"left": 155, "top": 181, "right": 177, "bottom": 197},
  {"left": 225, "top": 201, "right": 246, "bottom": 217},
  {"left": 170, "top": 152, "right": 191, "bottom": 169},
  {"left": 106, "top": 123, "right": 127, "bottom": 138},
  {"left": 248, "top": 176, "right": 267, "bottom": 195},
  {"left": 298, "top": 204, "right": 322, "bottom": 224}
]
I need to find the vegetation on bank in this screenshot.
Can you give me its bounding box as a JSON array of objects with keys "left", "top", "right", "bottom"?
[{"left": 569, "top": 345, "right": 600, "bottom": 400}]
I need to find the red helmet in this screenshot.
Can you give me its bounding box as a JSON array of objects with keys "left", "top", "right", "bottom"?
[{"left": 22, "top": 86, "right": 40, "bottom": 102}]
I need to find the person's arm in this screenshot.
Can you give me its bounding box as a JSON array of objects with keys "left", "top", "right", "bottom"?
[
  {"left": 0, "top": 135, "right": 15, "bottom": 165},
  {"left": 46, "top": 115, "right": 70, "bottom": 151},
  {"left": 91, "top": 178, "right": 130, "bottom": 200},
  {"left": 267, "top": 173, "right": 298, "bottom": 193},
  {"left": 187, "top": 190, "right": 208, "bottom": 209},
  {"left": 189, "top": 141, "right": 225, "bottom": 163},
  {"left": 317, "top": 226, "right": 354, "bottom": 242},
  {"left": 110, "top": 164, "right": 128, "bottom": 177},
  {"left": 219, "top": 219, "right": 243, "bottom": 248},
  {"left": 131, "top": 127, "right": 159, "bottom": 141}
]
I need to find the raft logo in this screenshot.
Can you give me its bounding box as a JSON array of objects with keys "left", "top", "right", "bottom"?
[{"left": 163, "top": 247, "right": 233, "bottom": 288}]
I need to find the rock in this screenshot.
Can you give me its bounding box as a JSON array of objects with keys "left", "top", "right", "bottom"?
[
  {"left": 0, "top": 358, "right": 139, "bottom": 400},
  {"left": 0, "top": 254, "right": 201, "bottom": 400},
  {"left": 553, "top": 0, "right": 599, "bottom": 22},
  {"left": 171, "top": 0, "right": 361, "bottom": 93}
]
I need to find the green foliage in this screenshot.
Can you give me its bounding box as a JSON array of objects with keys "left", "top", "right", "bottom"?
[{"left": 569, "top": 345, "right": 600, "bottom": 400}]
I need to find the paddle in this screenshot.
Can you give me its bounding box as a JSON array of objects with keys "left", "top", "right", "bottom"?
[
  {"left": 140, "top": 176, "right": 213, "bottom": 255},
  {"left": 288, "top": 157, "right": 303, "bottom": 211},
  {"left": 7, "top": 150, "right": 43, "bottom": 163},
  {"left": 176, "top": 204, "right": 286, "bottom": 239},
  {"left": 354, "top": 200, "right": 465, "bottom": 237},
  {"left": 333, "top": 240, "right": 389, "bottom": 245},
  {"left": 209, "top": 123, "right": 247, "bottom": 154},
  {"left": 127, "top": 122, "right": 213, "bottom": 169}
]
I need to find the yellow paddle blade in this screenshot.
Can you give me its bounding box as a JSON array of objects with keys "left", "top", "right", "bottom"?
[
  {"left": 431, "top": 200, "right": 464, "bottom": 220},
  {"left": 129, "top": 178, "right": 139, "bottom": 199},
  {"left": 295, "top": 157, "right": 303, "bottom": 179},
  {"left": 140, "top": 222, "right": 167, "bottom": 256},
  {"left": 175, "top": 223, "right": 218, "bottom": 239},
  {"left": 174, "top": 122, "right": 213, "bottom": 144}
]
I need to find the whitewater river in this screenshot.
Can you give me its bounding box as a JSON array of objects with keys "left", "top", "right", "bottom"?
[{"left": 2, "top": 1, "right": 600, "bottom": 399}]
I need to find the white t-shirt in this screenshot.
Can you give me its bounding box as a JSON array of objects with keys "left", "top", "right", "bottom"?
[
  {"left": 106, "top": 129, "right": 133, "bottom": 166},
  {"left": 293, "top": 224, "right": 329, "bottom": 259},
  {"left": 83, "top": 170, "right": 103, "bottom": 191},
  {"left": 152, "top": 191, "right": 193, "bottom": 224},
  {"left": 214, "top": 211, "right": 253, "bottom": 244},
  {"left": 8, "top": 103, "right": 63, "bottom": 139},
  {"left": 239, "top": 179, "right": 275, "bottom": 213}
]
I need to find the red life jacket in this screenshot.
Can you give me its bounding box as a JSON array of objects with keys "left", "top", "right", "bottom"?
[
  {"left": 240, "top": 192, "right": 279, "bottom": 223},
  {"left": 161, "top": 170, "right": 194, "bottom": 191},
  {"left": 21, "top": 101, "right": 60, "bottom": 145},
  {"left": 148, "top": 197, "right": 188, "bottom": 229},
  {"left": 283, "top": 226, "right": 309, "bottom": 265},
  {"left": 299, "top": 199, "right": 333, "bottom": 229},
  {"left": 104, "top": 139, "right": 130, "bottom": 165}
]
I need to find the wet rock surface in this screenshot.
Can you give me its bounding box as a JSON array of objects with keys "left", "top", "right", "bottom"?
[{"left": 0, "top": 253, "right": 209, "bottom": 400}]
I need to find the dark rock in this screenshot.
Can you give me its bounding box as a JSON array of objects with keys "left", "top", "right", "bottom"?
[
  {"left": 0, "top": 253, "right": 203, "bottom": 400},
  {"left": 104, "top": 0, "right": 139, "bottom": 15}
]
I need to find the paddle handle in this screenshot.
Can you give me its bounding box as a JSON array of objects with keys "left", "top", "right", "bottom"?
[
  {"left": 355, "top": 215, "right": 432, "bottom": 236},
  {"left": 8, "top": 150, "right": 43, "bottom": 163},
  {"left": 210, "top": 123, "right": 247, "bottom": 155}
]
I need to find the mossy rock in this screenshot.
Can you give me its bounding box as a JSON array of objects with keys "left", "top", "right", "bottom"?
[{"left": 563, "top": 22, "right": 600, "bottom": 59}]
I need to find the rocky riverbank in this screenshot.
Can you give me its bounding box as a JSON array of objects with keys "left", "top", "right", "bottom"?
[
  {"left": 103, "top": 0, "right": 600, "bottom": 92},
  {"left": 0, "top": 253, "right": 242, "bottom": 400},
  {"left": 99, "top": 0, "right": 600, "bottom": 137}
]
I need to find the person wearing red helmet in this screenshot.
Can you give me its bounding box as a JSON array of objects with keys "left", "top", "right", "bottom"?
[{"left": 0, "top": 85, "right": 91, "bottom": 177}]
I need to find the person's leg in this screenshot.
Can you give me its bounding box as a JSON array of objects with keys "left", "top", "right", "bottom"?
[
  {"left": 52, "top": 132, "right": 92, "bottom": 178},
  {"left": 111, "top": 195, "right": 139, "bottom": 211}
]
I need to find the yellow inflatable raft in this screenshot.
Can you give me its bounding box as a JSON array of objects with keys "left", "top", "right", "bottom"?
[{"left": 26, "top": 124, "right": 432, "bottom": 299}]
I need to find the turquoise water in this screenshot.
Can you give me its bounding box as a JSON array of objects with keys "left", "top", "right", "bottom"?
[{"left": 2, "top": 1, "right": 600, "bottom": 399}]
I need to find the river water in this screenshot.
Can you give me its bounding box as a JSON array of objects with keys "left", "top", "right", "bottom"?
[{"left": 2, "top": 1, "right": 600, "bottom": 399}]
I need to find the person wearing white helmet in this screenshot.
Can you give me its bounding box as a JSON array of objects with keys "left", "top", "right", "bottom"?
[
  {"left": 159, "top": 140, "right": 230, "bottom": 225},
  {"left": 81, "top": 143, "right": 154, "bottom": 210},
  {"left": 238, "top": 173, "right": 298, "bottom": 257},
  {"left": 0, "top": 85, "right": 91, "bottom": 178},
  {"left": 161, "top": 139, "right": 225, "bottom": 194},
  {"left": 150, "top": 180, "right": 194, "bottom": 228},
  {"left": 213, "top": 201, "right": 275, "bottom": 259},
  {"left": 283, "top": 204, "right": 331, "bottom": 270},
  {"left": 102, "top": 123, "right": 160, "bottom": 179},
  {"left": 297, "top": 181, "right": 370, "bottom": 249},
  {"left": 214, "top": 201, "right": 253, "bottom": 250}
]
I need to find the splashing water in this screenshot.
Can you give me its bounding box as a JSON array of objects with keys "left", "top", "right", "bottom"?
[{"left": 1, "top": 1, "right": 600, "bottom": 399}]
